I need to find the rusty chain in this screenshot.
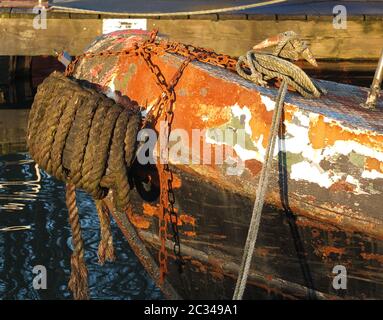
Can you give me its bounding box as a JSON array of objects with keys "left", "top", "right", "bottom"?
[{"left": 64, "top": 29, "right": 236, "bottom": 284}]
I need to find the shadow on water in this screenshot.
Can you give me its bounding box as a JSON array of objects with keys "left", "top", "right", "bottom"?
[{"left": 0, "top": 153, "right": 163, "bottom": 299}]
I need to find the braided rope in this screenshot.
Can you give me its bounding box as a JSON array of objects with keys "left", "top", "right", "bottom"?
[
  {"left": 233, "top": 81, "right": 288, "bottom": 300},
  {"left": 95, "top": 199, "right": 115, "bottom": 265},
  {"left": 66, "top": 183, "right": 89, "bottom": 300},
  {"left": 236, "top": 50, "right": 323, "bottom": 98}
]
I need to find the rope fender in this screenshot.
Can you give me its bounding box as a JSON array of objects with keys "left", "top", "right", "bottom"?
[{"left": 27, "top": 71, "right": 141, "bottom": 299}]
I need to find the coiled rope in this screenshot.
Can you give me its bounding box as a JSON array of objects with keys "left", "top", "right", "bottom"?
[{"left": 27, "top": 71, "right": 141, "bottom": 299}]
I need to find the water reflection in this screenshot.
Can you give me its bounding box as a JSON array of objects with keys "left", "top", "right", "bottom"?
[
  {"left": 0, "top": 153, "right": 163, "bottom": 300},
  {"left": 0, "top": 109, "right": 29, "bottom": 156}
]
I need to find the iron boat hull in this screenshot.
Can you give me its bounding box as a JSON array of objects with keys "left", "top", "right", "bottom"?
[{"left": 70, "top": 30, "right": 383, "bottom": 299}]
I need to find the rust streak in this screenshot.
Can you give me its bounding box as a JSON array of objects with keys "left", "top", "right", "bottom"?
[
  {"left": 316, "top": 246, "right": 346, "bottom": 258},
  {"left": 127, "top": 210, "right": 151, "bottom": 229},
  {"left": 361, "top": 252, "right": 383, "bottom": 264},
  {"left": 309, "top": 114, "right": 383, "bottom": 151}
]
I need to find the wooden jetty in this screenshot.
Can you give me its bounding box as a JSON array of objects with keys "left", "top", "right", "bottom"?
[{"left": 0, "top": 0, "right": 382, "bottom": 60}]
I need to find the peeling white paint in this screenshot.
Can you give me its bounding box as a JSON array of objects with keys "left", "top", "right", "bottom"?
[
  {"left": 362, "top": 169, "right": 383, "bottom": 180},
  {"left": 233, "top": 144, "right": 259, "bottom": 161},
  {"left": 104, "top": 72, "right": 119, "bottom": 102},
  {"left": 260, "top": 95, "right": 276, "bottom": 111},
  {"left": 205, "top": 99, "right": 383, "bottom": 192},
  {"left": 294, "top": 109, "right": 310, "bottom": 127},
  {"left": 346, "top": 175, "right": 368, "bottom": 195},
  {"left": 290, "top": 161, "right": 342, "bottom": 188},
  {"left": 322, "top": 140, "right": 383, "bottom": 162},
  {"left": 230, "top": 104, "right": 253, "bottom": 135}
]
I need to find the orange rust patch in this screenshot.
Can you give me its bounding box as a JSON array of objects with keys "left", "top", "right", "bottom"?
[
  {"left": 361, "top": 252, "right": 383, "bottom": 264},
  {"left": 329, "top": 181, "right": 355, "bottom": 193},
  {"left": 210, "top": 271, "right": 224, "bottom": 281},
  {"left": 180, "top": 214, "right": 196, "bottom": 227},
  {"left": 317, "top": 246, "right": 345, "bottom": 258},
  {"left": 194, "top": 104, "right": 232, "bottom": 127},
  {"left": 127, "top": 210, "right": 151, "bottom": 229},
  {"left": 265, "top": 274, "right": 273, "bottom": 281},
  {"left": 183, "top": 231, "right": 196, "bottom": 237},
  {"left": 247, "top": 103, "right": 299, "bottom": 149},
  {"left": 169, "top": 214, "right": 183, "bottom": 226},
  {"left": 245, "top": 159, "right": 262, "bottom": 176},
  {"left": 282, "top": 106, "right": 296, "bottom": 123},
  {"left": 171, "top": 173, "right": 182, "bottom": 189},
  {"left": 142, "top": 203, "right": 196, "bottom": 227},
  {"left": 114, "top": 53, "right": 272, "bottom": 151},
  {"left": 248, "top": 103, "right": 273, "bottom": 149},
  {"left": 142, "top": 203, "right": 159, "bottom": 217},
  {"left": 308, "top": 114, "right": 383, "bottom": 151},
  {"left": 365, "top": 157, "right": 383, "bottom": 174},
  {"left": 190, "top": 259, "right": 208, "bottom": 273}
]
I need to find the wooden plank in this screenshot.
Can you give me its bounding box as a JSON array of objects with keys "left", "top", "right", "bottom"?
[
  {"left": 0, "top": 18, "right": 102, "bottom": 55},
  {"left": 68, "top": 12, "right": 99, "bottom": 19},
  {"left": 192, "top": 14, "right": 219, "bottom": 21},
  {"left": 0, "top": 15, "right": 381, "bottom": 59},
  {"left": 0, "top": 1, "right": 48, "bottom": 8},
  {"left": 276, "top": 14, "right": 307, "bottom": 21},
  {"left": 218, "top": 13, "right": 248, "bottom": 20},
  {"left": 147, "top": 18, "right": 383, "bottom": 60}
]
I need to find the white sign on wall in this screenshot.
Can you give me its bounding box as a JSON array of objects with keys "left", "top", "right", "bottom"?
[{"left": 102, "top": 19, "right": 147, "bottom": 34}]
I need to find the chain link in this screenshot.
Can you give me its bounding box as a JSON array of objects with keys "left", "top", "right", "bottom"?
[{"left": 64, "top": 29, "right": 236, "bottom": 284}]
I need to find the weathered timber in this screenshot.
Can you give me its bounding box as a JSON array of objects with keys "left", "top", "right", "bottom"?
[
  {"left": 0, "top": 17, "right": 102, "bottom": 55},
  {"left": 147, "top": 18, "right": 383, "bottom": 60},
  {"left": 0, "top": 8, "right": 382, "bottom": 58}
]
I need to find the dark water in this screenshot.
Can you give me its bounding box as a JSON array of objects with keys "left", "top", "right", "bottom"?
[{"left": 0, "top": 152, "right": 163, "bottom": 299}]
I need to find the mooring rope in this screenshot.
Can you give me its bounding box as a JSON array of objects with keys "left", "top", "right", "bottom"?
[
  {"left": 233, "top": 32, "right": 323, "bottom": 298},
  {"left": 233, "top": 81, "right": 287, "bottom": 300},
  {"left": 236, "top": 51, "right": 322, "bottom": 98},
  {"left": 66, "top": 182, "right": 89, "bottom": 300},
  {"left": 95, "top": 199, "right": 116, "bottom": 265},
  {"left": 27, "top": 71, "right": 141, "bottom": 299}
]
